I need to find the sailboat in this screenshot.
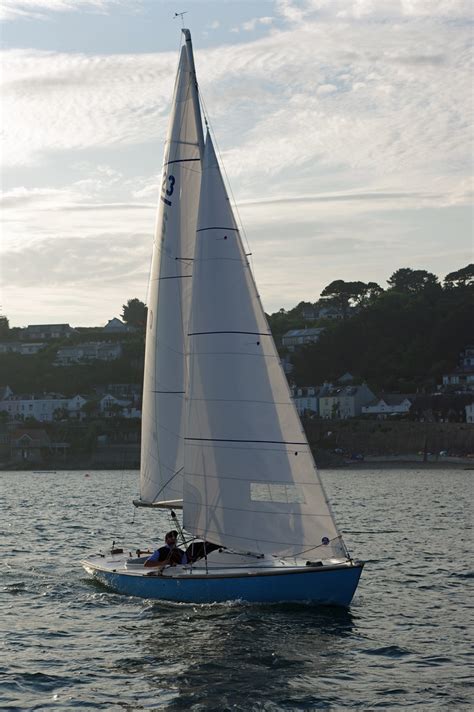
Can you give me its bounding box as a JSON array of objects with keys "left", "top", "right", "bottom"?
[{"left": 82, "top": 30, "right": 364, "bottom": 606}]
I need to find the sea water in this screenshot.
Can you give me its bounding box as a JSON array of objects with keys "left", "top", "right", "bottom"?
[{"left": 1, "top": 468, "right": 472, "bottom": 710}]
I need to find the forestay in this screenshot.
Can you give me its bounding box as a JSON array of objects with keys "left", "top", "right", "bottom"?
[
  {"left": 183, "top": 133, "right": 346, "bottom": 559},
  {"left": 139, "top": 39, "right": 204, "bottom": 504}
]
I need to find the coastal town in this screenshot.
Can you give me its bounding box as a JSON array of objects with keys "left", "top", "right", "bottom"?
[{"left": 1, "top": 266, "right": 473, "bottom": 468}]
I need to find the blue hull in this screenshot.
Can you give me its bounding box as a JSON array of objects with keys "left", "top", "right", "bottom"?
[{"left": 86, "top": 564, "right": 363, "bottom": 607}]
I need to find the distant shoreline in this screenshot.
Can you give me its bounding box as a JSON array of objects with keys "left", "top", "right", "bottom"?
[
  {"left": 1, "top": 458, "right": 473, "bottom": 473},
  {"left": 320, "top": 459, "right": 473, "bottom": 470}
]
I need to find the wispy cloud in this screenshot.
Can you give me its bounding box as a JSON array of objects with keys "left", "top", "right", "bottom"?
[
  {"left": 0, "top": 0, "right": 127, "bottom": 21},
  {"left": 1, "top": 0, "right": 472, "bottom": 324}
]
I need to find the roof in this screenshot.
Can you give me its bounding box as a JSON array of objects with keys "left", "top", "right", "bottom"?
[
  {"left": 104, "top": 318, "right": 128, "bottom": 329},
  {"left": 338, "top": 372, "right": 354, "bottom": 383},
  {"left": 4, "top": 393, "right": 66, "bottom": 401},
  {"left": 26, "top": 323, "right": 71, "bottom": 329},
  {"left": 366, "top": 394, "right": 415, "bottom": 407},
  {"left": 323, "top": 384, "right": 373, "bottom": 397},
  {"left": 283, "top": 328, "right": 324, "bottom": 338},
  {"left": 10, "top": 429, "right": 51, "bottom": 446}
]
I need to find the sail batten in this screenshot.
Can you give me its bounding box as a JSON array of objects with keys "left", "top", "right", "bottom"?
[
  {"left": 139, "top": 37, "right": 203, "bottom": 505},
  {"left": 183, "top": 133, "right": 344, "bottom": 558}
]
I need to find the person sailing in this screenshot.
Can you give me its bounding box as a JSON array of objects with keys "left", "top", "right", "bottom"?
[{"left": 144, "top": 530, "right": 187, "bottom": 568}]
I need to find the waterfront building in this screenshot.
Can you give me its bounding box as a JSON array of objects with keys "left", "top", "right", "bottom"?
[
  {"left": 441, "top": 345, "right": 474, "bottom": 391},
  {"left": 0, "top": 392, "right": 89, "bottom": 422},
  {"left": 0, "top": 342, "right": 46, "bottom": 355},
  {"left": 319, "top": 384, "right": 376, "bottom": 419},
  {"left": 291, "top": 384, "right": 332, "bottom": 416},
  {"left": 282, "top": 327, "right": 325, "bottom": 352},
  {"left": 54, "top": 342, "right": 123, "bottom": 366},
  {"left": 362, "top": 394, "right": 415, "bottom": 418},
  {"left": 20, "top": 324, "right": 74, "bottom": 341}
]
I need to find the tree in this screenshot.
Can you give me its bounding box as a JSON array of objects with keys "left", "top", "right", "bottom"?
[
  {"left": 53, "top": 407, "right": 69, "bottom": 421},
  {"left": 444, "top": 264, "right": 474, "bottom": 289},
  {"left": 81, "top": 400, "right": 99, "bottom": 418},
  {"left": 387, "top": 268, "right": 439, "bottom": 293},
  {"left": 121, "top": 298, "right": 147, "bottom": 328},
  {"left": 354, "top": 282, "right": 384, "bottom": 307},
  {"left": 320, "top": 280, "right": 383, "bottom": 317},
  {"left": 0, "top": 315, "right": 9, "bottom": 338}
]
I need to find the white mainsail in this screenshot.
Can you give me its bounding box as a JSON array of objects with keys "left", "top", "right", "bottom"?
[
  {"left": 183, "top": 133, "right": 345, "bottom": 559},
  {"left": 139, "top": 34, "right": 204, "bottom": 505}
]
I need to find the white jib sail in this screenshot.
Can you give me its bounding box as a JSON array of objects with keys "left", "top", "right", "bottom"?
[
  {"left": 140, "top": 37, "right": 204, "bottom": 504},
  {"left": 183, "top": 132, "right": 346, "bottom": 559}
]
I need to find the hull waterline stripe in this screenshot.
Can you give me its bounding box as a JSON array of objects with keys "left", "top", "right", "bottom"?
[
  {"left": 196, "top": 226, "right": 240, "bottom": 232},
  {"left": 185, "top": 437, "right": 307, "bottom": 445},
  {"left": 157, "top": 275, "right": 192, "bottom": 280},
  {"left": 188, "top": 331, "right": 272, "bottom": 336}
]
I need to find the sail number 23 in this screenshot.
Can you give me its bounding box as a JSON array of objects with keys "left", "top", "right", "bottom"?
[{"left": 161, "top": 174, "right": 176, "bottom": 207}]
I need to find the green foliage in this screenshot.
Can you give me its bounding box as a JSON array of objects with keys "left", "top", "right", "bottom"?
[
  {"left": 121, "top": 298, "right": 147, "bottom": 328},
  {"left": 0, "top": 315, "right": 9, "bottom": 339},
  {"left": 444, "top": 263, "right": 474, "bottom": 289},
  {"left": 320, "top": 280, "right": 383, "bottom": 316},
  {"left": 387, "top": 267, "right": 439, "bottom": 293},
  {"left": 0, "top": 334, "right": 144, "bottom": 397},
  {"left": 2, "top": 266, "right": 472, "bottom": 402},
  {"left": 292, "top": 280, "right": 473, "bottom": 391}
]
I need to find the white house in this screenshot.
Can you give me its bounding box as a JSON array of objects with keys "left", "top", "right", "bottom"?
[
  {"left": 21, "top": 324, "right": 74, "bottom": 340},
  {"left": 442, "top": 371, "right": 474, "bottom": 389},
  {"left": 55, "top": 342, "right": 123, "bottom": 366},
  {"left": 67, "top": 395, "right": 88, "bottom": 420},
  {"left": 99, "top": 394, "right": 131, "bottom": 416},
  {"left": 122, "top": 406, "right": 142, "bottom": 419},
  {"left": 0, "top": 342, "right": 45, "bottom": 355},
  {"left": 282, "top": 328, "right": 325, "bottom": 352},
  {"left": 0, "top": 393, "right": 69, "bottom": 422},
  {"left": 0, "top": 392, "right": 89, "bottom": 422},
  {"left": 465, "top": 403, "right": 474, "bottom": 423},
  {"left": 442, "top": 346, "right": 474, "bottom": 391},
  {"left": 315, "top": 305, "right": 344, "bottom": 321},
  {"left": 291, "top": 384, "right": 332, "bottom": 416},
  {"left": 319, "top": 384, "right": 376, "bottom": 419},
  {"left": 362, "top": 394, "right": 415, "bottom": 418}
]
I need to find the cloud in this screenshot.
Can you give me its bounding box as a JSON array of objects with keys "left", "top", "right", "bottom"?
[
  {"left": 242, "top": 16, "right": 274, "bottom": 31},
  {"left": 276, "top": 0, "right": 473, "bottom": 22},
  {"left": 1, "top": 0, "right": 472, "bottom": 324},
  {"left": 2, "top": 232, "right": 150, "bottom": 288},
  {"left": 316, "top": 83, "right": 338, "bottom": 95},
  {"left": 2, "top": 8, "right": 471, "bottom": 201},
  {"left": 0, "top": 0, "right": 127, "bottom": 21}
]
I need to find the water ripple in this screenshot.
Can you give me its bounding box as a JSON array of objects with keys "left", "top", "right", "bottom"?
[{"left": 1, "top": 468, "right": 472, "bottom": 710}]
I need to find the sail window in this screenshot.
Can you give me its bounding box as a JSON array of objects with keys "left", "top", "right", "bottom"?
[{"left": 250, "top": 483, "right": 306, "bottom": 504}]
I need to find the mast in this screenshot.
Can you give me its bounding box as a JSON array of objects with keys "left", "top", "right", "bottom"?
[{"left": 182, "top": 29, "right": 205, "bottom": 156}]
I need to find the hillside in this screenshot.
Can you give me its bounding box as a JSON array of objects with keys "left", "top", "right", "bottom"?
[
  {"left": 1, "top": 265, "right": 473, "bottom": 396},
  {"left": 268, "top": 266, "right": 474, "bottom": 391}
]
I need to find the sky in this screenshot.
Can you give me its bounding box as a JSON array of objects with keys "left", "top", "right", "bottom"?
[{"left": 1, "top": 0, "right": 473, "bottom": 327}]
